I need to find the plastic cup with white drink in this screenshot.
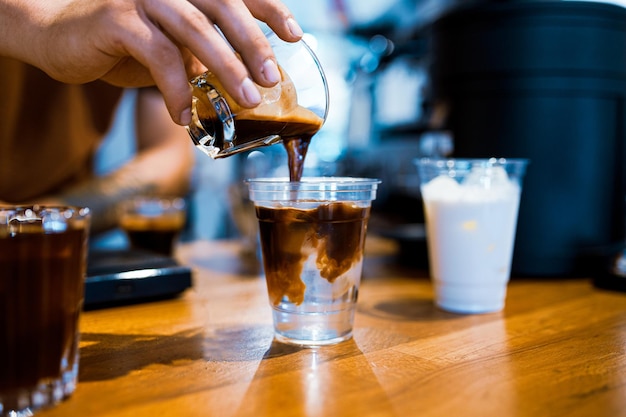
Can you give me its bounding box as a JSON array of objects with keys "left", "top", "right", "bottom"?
[{"left": 415, "top": 158, "right": 528, "bottom": 314}]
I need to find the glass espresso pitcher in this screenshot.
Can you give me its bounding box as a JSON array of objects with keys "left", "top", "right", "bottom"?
[{"left": 186, "top": 30, "right": 329, "bottom": 159}]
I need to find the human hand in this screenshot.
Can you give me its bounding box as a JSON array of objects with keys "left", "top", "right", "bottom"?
[{"left": 1, "top": 0, "right": 303, "bottom": 125}]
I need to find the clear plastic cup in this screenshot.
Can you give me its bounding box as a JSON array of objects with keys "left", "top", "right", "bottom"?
[
  {"left": 416, "top": 158, "right": 528, "bottom": 314},
  {"left": 247, "top": 177, "right": 380, "bottom": 346}
]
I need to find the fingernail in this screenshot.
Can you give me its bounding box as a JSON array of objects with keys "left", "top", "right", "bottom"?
[
  {"left": 241, "top": 77, "right": 262, "bottom": 105},
  {"left": 287, "top": 17, "right": 303, "bottom": 38},
  {"left": 180, "top": 107, "right": 192, "bottom": 125},
  {"left": 262, "top": 58, "right": 281, "bottom": 84}
]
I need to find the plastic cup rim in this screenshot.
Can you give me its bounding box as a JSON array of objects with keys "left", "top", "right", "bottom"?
[
  {"left": 246, "top": 176, "right": 381, "bottom": 184},
  {"left": 414, "top": 157, "right": 529, "bottom": 168}
]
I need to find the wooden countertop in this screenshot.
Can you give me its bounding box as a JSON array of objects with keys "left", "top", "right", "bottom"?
[{"left": 40, "top": 238, "right": 626, "bottom": 417}]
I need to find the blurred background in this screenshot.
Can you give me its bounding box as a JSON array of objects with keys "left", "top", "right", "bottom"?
[{"left": 95, "top": 0, "right": 626, "bottom": 277}]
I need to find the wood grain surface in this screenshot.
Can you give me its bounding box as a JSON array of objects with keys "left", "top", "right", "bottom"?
[{"left": 38, "top": 238, "right": 626, "bottom": 417}]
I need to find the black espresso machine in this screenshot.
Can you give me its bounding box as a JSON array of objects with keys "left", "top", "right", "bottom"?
[{"left": 426, "top": 0, "right": 626, "bottom": 277}]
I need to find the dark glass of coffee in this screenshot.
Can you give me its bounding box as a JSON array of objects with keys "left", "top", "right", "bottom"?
[
  {"left": 0, "top": 206, "right": 90, "bottom": 416},
  {"left": 119, "top": 197, "right": 186, "bottom": 256}
]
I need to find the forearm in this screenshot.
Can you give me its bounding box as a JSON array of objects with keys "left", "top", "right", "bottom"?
[
  {"left": 1, "top": 155, "right": 182, "bottom": 232},
  {"left": 54, "top": 143, "right": 194, "bottom": 233},
  {"left": 64, "top": 86, "right": 196, "bottom": 232},
  {"left": 56, "top": 172, "right": 157, "bottom": 234}
]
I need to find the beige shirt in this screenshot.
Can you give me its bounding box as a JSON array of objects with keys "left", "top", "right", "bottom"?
[{"left": 0, "top": 58, "right": 123, "bottom": 202}]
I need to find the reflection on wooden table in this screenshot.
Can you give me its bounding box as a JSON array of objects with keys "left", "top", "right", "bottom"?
[{"left": 39, "top": 238, "right": 626, "bottom": 417}]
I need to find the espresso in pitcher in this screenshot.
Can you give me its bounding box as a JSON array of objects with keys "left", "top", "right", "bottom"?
[
  {"left": 190, "top": 65, "right": 324, "bottom": 178},
  {"left": 227, "top": 108, "right": 320, "bottom": 182},
  {"left": 193, "top": 103, "right": 321, "bottom": 181}
]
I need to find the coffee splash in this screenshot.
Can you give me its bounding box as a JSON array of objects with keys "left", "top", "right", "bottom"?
[{"left": 256, "top": 203, "right": 370, "bottom": 305}]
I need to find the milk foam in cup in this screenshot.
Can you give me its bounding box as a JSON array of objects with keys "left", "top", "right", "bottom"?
[{"left": 416, "top": 158, "right": 528, "bottom": 313}]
